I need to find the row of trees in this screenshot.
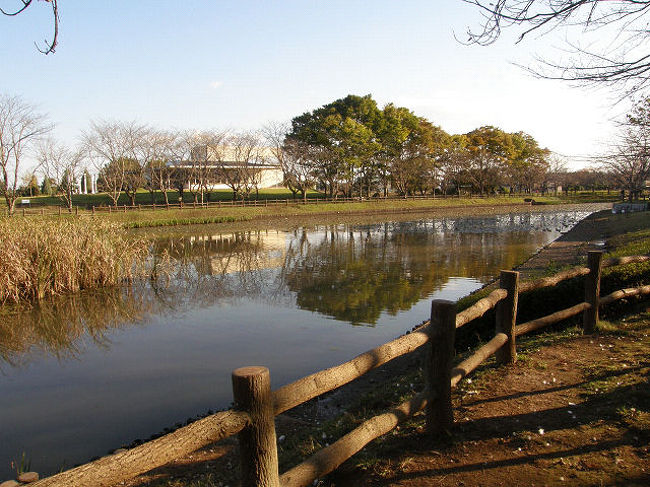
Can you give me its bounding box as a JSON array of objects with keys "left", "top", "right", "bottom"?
[
  {"left": 87, "top": 123, "right": 272, "bottom": 206},
  {"left": 4, "top": 92, "right": 650, "bottom": 215},
  {"left": 272, "top": 94, "right": 552, "bottom": 200}
]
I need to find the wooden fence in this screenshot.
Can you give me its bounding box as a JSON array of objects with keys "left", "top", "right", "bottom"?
[
  {"left": 15, "top": 192, "right": 541, "bottom": 218},
  {"left": 29, "top": 251, "right": 650, "bottom": 487}
]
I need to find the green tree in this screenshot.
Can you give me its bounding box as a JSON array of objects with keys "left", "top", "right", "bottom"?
[
  {"left": 379, "top": 106, "right": 450, "bottom": 196},
  {"left": 41, "top": 176, "right": 53, "bottom": 196},
  {"left": 21, "top": 173, "right": 40, "bottom": 197},
  {"left": 465, "top": 126, "right": 514, "bottom": 194},
  {"left": 287, "top": 94, "right": 383, "bottom": 197},
  {"left": 507, "top": 132, "right": 550, "bottom": 193}
]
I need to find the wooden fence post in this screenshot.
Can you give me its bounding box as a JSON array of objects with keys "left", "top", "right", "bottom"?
[
  {"left": 426, "top": 299, "right": 456, "bottom": 436},
  {"left": 92, "top": 206, "right": 95, "bottom": 216},
  {"left": 496, "top": 270, "right": 519, "bottom": 364},
  {"left": 232, "top": 366, "right": 280, "bottom": 487},
  {"left": 583, "top": 251, "right": 603, "bottom": 333}
]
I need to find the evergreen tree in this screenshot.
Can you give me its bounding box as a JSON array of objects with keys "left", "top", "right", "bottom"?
[{"left": 41, "top": 177, "right": 53, "bottom": 196}]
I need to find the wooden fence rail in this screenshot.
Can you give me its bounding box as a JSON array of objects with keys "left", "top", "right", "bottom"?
[{"left": 29, "top": 251, "right": 650, "bottom": 487}]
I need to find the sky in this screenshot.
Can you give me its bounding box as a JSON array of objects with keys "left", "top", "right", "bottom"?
[{"left": 0, "top": 0, "right": 630, "bottom": 171}]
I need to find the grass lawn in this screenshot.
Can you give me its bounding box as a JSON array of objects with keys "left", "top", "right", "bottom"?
[{"left": 3, "top": 192, "right": 601, "bottom": 228}]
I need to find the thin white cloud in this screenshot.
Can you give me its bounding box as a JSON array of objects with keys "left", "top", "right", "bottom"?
[{"left": 210, "top": 81, "right": 223, "bottom": 89}]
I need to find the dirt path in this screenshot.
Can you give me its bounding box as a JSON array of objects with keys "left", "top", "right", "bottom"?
[{"left": 330, "top": 313, "right": 650, "bottom": 487}]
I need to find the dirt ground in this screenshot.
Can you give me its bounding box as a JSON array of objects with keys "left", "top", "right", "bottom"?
[{"left": 328, "top": 313, "right": 650, "bottom": 487}]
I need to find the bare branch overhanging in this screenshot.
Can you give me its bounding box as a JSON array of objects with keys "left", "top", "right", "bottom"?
[
  {"left": 464, "top": 0, "right": 650, "bottom": 95},
  {"left": 1, "top": 0, "right": 59, "bottom": 54}
]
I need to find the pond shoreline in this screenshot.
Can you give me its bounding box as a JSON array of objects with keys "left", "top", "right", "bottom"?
[{"left": 135, "top": 202, "right": 611, "bottom": 236}]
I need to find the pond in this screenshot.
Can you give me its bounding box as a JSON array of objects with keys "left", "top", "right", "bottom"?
[{"left": 0, "top": 207, "right": 600, "bottom": 477}]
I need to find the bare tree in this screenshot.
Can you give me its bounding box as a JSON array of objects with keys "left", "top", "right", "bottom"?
[
  {"left": 221, "top": 131, "right": 265, "bottom": 200},
  {"left": 145, "top": 130, "right": 176, "bottom": 205},
  {"left": 2, "top": 0, "right": 59, "bottom": 54},
  {"left": 540, "top": 153, "right": 568, "bottom": 194},
  {"left": 602, "top": 129, "right": 650, "bottom": 200},
  {"left": 464, "top": 0, "right": 650, "bottom": 97},
  {"left": 172, "top": 129, "right": 229, "bottom": 204},
  {"left": 38, "top": 138, "right": 85, "bottom": 211},
  {"left": 83, "top": 120, "right": 145, "bottom": 207},
  {"left": 0, "top": 94, "right": 52, "bottom": 215},
  {"left": 596, "top": 97, "right": 650, "bottom": 199},
  {"left": 262, "top": 122, "right": 316, "bottom": 201}
]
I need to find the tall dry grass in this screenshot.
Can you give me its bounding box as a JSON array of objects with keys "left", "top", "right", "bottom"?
[{"left": 0, "top": 219, "right": 148, "bottom": 303}]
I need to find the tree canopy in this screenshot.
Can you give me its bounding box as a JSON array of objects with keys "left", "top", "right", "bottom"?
[{"left": 284, "top": 94, "right": 551, "bottom": 197}]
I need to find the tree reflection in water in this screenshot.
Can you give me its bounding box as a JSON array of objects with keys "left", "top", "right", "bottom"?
[
  {"left": 0, "top": 287, "right": 151, "bottom": 369},
  {"left": 0, "top": 211, "right": 592, "bottom": 366}
]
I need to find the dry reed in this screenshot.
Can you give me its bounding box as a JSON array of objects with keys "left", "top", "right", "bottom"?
[{"left": 0, "top": 219, "right": 148, "bottom": 303}]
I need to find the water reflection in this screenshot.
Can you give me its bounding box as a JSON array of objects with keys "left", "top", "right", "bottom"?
[
  {"left": 0, "top": 209, "right": 596, "bottom": 477},
  {"left": 0, "top": 210, "right": 592, "bottom": 368},
  {"left": 150, "top": 212, "right": 587, "bottom": 325},
  {"left": 0, "top": 288, "right": 151, "bottom": 371}
]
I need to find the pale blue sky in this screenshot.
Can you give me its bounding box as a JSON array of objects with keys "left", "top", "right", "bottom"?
[{"left": 1, "top": 1, "right": 624, "bottom": 169}]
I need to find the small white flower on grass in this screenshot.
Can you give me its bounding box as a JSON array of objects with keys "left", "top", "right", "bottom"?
[
  {"left": 466, "top": 379, "right": 472, "bottom": 384},
  {"left": 538, "top": 428, "right": 545, "bottom": 435},
  {"left": 278, "top": 435, "right": 285, "bottom": 442},
  {"left": 567, "top": 411, "right": 573, "bottom": 414}
]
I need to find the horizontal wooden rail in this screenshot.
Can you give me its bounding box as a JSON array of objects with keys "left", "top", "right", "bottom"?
[
  {"left": 514, "top": 302, "right": 590, "bottom": 337},
  {"left": 30, "top": 410, "right": 249, "bottom": 487},
  {"left": 519, "top": 267, "right": 590, "bottom": 293},
  {"left": 602, "top": 255, "right": 650, "bottom": 268},
  {"left": 273, "top": 324, "right": 431, "bottom": 415},
  {"left": 455, "top": 289, "right": 507, "bottom": 328},
  {"left": 450, "top": 333, "right": 508, "bottom": 388},
  {"left": 600, "top": 284, "right": 650, "bottom": 306},
  {"left": 280, "top": 392, "right": 428, "bottom": 487}
]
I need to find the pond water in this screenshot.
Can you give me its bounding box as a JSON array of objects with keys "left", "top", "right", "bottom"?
[{"left": 0, "top": 208, "right": 597, "bottom": 477}]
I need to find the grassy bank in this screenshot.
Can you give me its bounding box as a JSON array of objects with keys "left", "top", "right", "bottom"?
[
  {"left": 6, "top": 189, "right": 622, "bottom": 209},
  {"left": 0, "top": 219, "right": 148, "bottom": 303},
  {"left": 10, "top": 195, "right": 586, "bottom": 229}
]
